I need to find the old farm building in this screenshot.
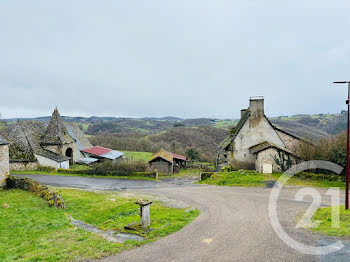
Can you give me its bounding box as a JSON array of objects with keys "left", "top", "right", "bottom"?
[
  {"left": 217, "top": 97, "right": 305, "bottom": 173},
  {"left": 80, "top": 146, "right": 124, "bottom": 165},
  {"left": 5, "top": 108, "right": 93, "bottom": 170},
  {"left": 149, "top": 149, "right": 186, "bottom": 174}
]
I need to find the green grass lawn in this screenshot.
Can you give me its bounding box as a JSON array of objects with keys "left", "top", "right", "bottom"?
[
  {"left": 122, "top": 151, "right": 153, "bottom": 162},
  {"left": 0, "top": 189, "right": 198, "bottom": 261},
  {"left": 312, "top": 206, "right": 350, "bottom": 237},
  {"left": 198, "top": 171, "right": 346, "bottom": 188},
  {"left": 270, "top": 173, "right": 345, "bottom": 189},
  {"left": 198, "top": 171, "right": 267, "bottom": 187}
]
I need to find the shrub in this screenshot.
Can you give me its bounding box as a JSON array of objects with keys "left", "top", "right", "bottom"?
[
  {"left": 88, "top": 160, "right": 148, "bottom": 176},
  {"left": 200, "top": 172, "right": 214, "bottom": 180},
  {"left": 221, "top": 166, "right": 233, "bottom": 172}
]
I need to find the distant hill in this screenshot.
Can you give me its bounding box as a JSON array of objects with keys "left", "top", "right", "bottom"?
[
  {"left": 3, "top": 112, "right": 347, "bottom": 140},
  {"left": 2, "top": 112, "right": 347, "bottom": 162}
]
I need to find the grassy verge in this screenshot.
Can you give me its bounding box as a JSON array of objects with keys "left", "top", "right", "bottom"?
[
  {"left": 159, "top": 168, "right": 203, "bottom": 178},
  {"left": 312, "top": 206, "right": 350, "bottom": 237},
  {"left": 10, "top": 171, "right": 158, "bottom": 181},
  {"left": 0, "top": 188, "right": 198, "bottom": 261},
  {"left": 198, "top": 171, "right": 267, "bottom": 187},
  {"left": 271, "top": 173, "right": 345, "bottom": 189},
  {"left": 198, "top": 171, "right": 346, "bottom": 188}
]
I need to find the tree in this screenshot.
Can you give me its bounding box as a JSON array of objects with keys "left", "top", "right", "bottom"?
[{"left": 186, "top": 148, "right": 200, "bottom": 161}]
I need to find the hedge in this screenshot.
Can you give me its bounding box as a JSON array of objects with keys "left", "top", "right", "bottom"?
[{"left": 6, "top": 176, "right": 65, "bottom": 208}]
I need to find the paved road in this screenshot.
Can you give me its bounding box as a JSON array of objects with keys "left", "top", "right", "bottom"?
[{"left": 14, "top": 174, "right": 350, "bottom": 261}]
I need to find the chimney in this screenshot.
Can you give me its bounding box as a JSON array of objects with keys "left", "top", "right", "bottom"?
[
  {"left": 249, "top": 96, "right": 264, "bottom": 119},
  {"left": 240, "top": 109, "right": 247, "bottom": 118}
]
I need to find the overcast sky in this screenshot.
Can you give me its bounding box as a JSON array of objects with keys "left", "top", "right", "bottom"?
[{"left": 1, "top": 0, "right": 350, "bottom": 119}]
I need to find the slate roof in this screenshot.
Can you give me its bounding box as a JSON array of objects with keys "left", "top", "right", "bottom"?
[
  {"left": 218, "top": 109, "right": 250, "bottom": 151},
  {"left": 41, "top": 108, "right": 74, "bottom": 145},
  {"left": 8, "top": 121, "right": 45, "bottom": 161},
  {"left": 249, "top": 141, "right": 299, "bottom": 157},
  {"left": 149, "top": 148, "right": 186, "bottom": 163},
  {"left": 35, "top": 150, "right": 71, "bottom": 162},
  {"left": 0, "top": 135, "right": 8, "bottom": 145},
  {"left": 7, "top": 109, "right": 92, "bottom": 163},
  {"left": 65, "top": 123, "right": 92, "bottom": 151}
]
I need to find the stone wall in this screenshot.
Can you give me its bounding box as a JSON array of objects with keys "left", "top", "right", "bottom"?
[
  {"left": 10, "top": 161, "right": 39, "bottom": 171},
  {"left": 275, "top": 130, "right": 302, "bottom": 153},
  {"left": 0, "top": 144, "right": 9, "bottom": 187},
  {"left": 255, "top": 147, "right": 298, "bottom": 173}
]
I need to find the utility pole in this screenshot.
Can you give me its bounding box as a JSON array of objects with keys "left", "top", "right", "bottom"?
[{"left": 333, "top": 81, "right": 350, "bottom": 210}]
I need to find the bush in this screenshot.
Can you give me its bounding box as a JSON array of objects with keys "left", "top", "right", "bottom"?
[
  {"left": 85, "top": 161, "right": 148, "bottom": 176},
  {"left": 200, "top": 172, "right": 215, "bottom": 180},
  {"left": 221, "top": 166, "right": 233, "bottom": 172}
]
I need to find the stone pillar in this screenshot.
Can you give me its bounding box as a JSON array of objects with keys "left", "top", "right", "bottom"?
[
  {"left": 135, "top": 200, "right": 152, "bottom": 229},
  {"left": 0, "top": 138, "right": 10, "bottom": 188}
]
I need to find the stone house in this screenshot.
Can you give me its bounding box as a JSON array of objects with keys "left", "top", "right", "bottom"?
[
  {"left": 217, "top": 97, "right": 304, "bottom": 173},
  {"left": 6, "top": 108, "right": 93, "bottom": 170},
  {"left": 0, "top": 135, "right": 9, "bottom": 187},
  {"left": 148, "top": 148, "right": 186, "bottom": 174}
]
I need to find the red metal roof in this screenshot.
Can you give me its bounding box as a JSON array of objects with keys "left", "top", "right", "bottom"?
[
  {"left": 170, "top": 152, "right": 186, "bottom": 161},
  {"left": 82, "top": 146, "right": 112, "bottom": 156}
]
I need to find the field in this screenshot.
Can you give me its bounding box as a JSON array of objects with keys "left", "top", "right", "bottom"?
[
  {"left": 122, "top": 151, "right": 153, "bottom": 162},
  {"left": 0, "top": 188, "right": 198, "bottom": 261}
]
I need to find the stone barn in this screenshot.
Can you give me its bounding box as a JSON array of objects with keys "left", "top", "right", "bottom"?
[
  {"left": 217, "top": 97, "right": 305, "bottom": 173},
  {"left": 6, "top": 108, "right": 93, "bottom": 171},
  {"left": 149, "top": 149, "right": 186, "bottom": 174},
  {"left": 0, "top": 135, "right": 9, "bottom": 187}
]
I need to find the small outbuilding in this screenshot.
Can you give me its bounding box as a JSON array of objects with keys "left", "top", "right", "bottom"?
[
  {"left": 249, "top": 141, "right": 301, "bottom": 173},
  {"left": 80, "top": 146, "right": 124, "bottom": 164},
  {"left": 148, "top": 149, "right": 186, "bottom": 174},
  {"left": 0, "top": 135, "right": 9, "bottom": 187}
]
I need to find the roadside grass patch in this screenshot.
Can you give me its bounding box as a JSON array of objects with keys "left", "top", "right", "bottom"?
[
  {"left": 271, "top": 173, "right": 345, "bottom": 189},
  {"left": 0, "top": 188, "right": 198, "bottom": 261},
  {"left": 58, "top": 188, "right": 199, "bottom": 239},
  {"left": 198, "top": 171, "right": 266, "bottom": 187},
  {"left": 312, "top": 206, "right": 350, "bottom": 237}
]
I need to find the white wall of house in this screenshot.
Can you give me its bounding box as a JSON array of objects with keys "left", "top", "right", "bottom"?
[
  {"left": 229, "top": 117, "right": 285, "bottom": 169},
  {"left": 34, "top": 154, "right": 70, "bottom": 170},
  {"left": 0, "top": 144, "right": 9, "bottom": 187}
]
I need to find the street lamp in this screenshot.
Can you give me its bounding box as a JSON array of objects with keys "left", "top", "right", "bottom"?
[{"left": 333, "top": 81, "right": 350, "bottom": 210}]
